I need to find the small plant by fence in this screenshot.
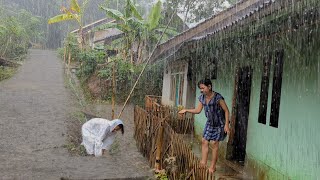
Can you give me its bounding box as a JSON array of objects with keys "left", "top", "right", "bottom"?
[{"left": 134, "top": 105, "right": 217, "bottom": 180}]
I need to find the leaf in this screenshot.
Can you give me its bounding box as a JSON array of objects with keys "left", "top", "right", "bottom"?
[
  {"left": 156, "top": 26, "right": 179, "bottom": 36},
  {"left": 0, "top": 25, "right": 7, "bottom": 35},
  {"left": 100, "top": 6, "right": 125, "bottom": 22},
  {"left": 70, "top": 0, "right": 81, "bottom": 13},
  {"left": 148, "top": 0, "right": 162, "bottom": 30},
  {"left": 48, "top": 14, "right": 76, "bottom": 24},
  {"left": 126, "top": 0, "right": 143, "bottom": 20}
]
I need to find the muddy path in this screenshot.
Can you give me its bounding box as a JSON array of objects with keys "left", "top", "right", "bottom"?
[{"left": 0, "top": 49, "right": 152, "bottom": 179}]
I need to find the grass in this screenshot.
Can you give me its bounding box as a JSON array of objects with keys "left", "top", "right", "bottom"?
[{"left": 0, "top": 66, "right": 17, "bottom": 81}]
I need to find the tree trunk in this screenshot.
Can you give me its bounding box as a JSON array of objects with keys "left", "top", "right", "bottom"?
[
  {"left": 137, "top": 40, "right": 143, "bottom": 64},
  {"left": 130, "top": 48, "right": 134, "bottom": 64},
  {"left": 79, "top": 26, "right": 85, "bottom": 50}
]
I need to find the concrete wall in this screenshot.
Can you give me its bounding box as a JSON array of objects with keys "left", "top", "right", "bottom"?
[
  {"left": 161, "top": 63, "right": 172, "bottom": 106},
  {"left": 193, "top": 42, "right": 320, "bottom": 180}
]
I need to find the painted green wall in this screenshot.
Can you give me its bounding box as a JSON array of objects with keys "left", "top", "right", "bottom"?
[
  {"left": 194, "top": 53, "right": 320, "bottom": 179},
  {"left": 191, "top": 3, "right": 320, "bottom": 178}
]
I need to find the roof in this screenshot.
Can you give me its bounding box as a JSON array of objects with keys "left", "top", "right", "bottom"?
[
  {"left": 150, "top": 0, "right": 277, "bottom": 62},
  {"left": 71, "top": 18, "right": 114, "bottom": 34},
  {"left": 93, "top": 28, "right": 123, "bottom": 43}
]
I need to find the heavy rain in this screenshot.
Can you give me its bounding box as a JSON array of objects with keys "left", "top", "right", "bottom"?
[{"left": 0, "top": 0, "right": 319, "bottom": 179}]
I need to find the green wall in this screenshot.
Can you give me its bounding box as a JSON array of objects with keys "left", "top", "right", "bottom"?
[
  {"left": 191, "top": 2, "right": 320, "bottom": 178},
  {"left": 194, "top": 50, "right": 320, "bottom": 179}
]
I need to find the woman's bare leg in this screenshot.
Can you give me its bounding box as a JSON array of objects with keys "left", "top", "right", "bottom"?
[
  {"left": 200, "top": 138, "right": 209, "bottom": 168},
  {"left": 209, "top": 141, "right": 219, "bottom": 173}
]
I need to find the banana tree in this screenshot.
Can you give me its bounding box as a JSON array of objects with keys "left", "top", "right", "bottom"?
[
  {"left": 48, "top": 0, "right": 87, "bottom": 49},
  {"left": 99, "top": 0, "right": 144, "bottom": 63},
  {"left": 139, "top": 0, "right": 179, "bottom": 62},
  {"left": 100, "top": 0, "right": 178, "bottom": 63}
]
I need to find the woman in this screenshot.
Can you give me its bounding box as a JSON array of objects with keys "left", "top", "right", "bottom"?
[
  {"left": 81, "top": 118, "right": 124, "bottom": 157},
  {"left": 179, "top": 79, "right": 230, "bottom": 173}
]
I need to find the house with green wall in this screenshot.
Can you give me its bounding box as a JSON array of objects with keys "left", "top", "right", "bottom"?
[{"left": 156, "top": 0, "right": 320, "bottom": 179}]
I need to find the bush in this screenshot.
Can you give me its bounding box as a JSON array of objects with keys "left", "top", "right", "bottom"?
[{"left": 97, "top": 56, "right": 163, "bottom": 106}]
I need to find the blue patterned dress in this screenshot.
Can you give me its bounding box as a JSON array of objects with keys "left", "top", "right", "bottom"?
[{"left": 198, "top": 92, "right": 227, "bottom": 141}]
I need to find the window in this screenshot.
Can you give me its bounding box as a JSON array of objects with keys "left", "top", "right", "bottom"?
[
  {"left": 258, "top": 53, "right": 272, "bottom": 124},
  {"left": 258, "top": 50, "right": 284, "bottom": 128},
  {"left": 270, "top": 50, "right": 284, "bottom": 128},
  {"left": 170, "top": 64, "right": 185, "bottom": 106}
]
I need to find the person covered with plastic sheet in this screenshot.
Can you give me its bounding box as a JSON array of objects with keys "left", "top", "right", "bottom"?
[
  {"left": 81, "top": 118, "right": 124, "bottom": 156},
  {"left": 178, "top": 79, "right": 230, "bottom": 173}
]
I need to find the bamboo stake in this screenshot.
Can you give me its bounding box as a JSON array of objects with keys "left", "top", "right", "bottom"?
[
  {"left": 117, "top": 9, "right": 177, "bottom": 119},
  {"left": 112, "top": 60, "right": 116, "bottom": 119},
  {"left": 63, "top": 45, "right": 66, "bottom": 64},
  {"left": 68, "top": 51, "right": 71, "bottom": 72},
  {"left": 155, "top": 118, "right": 165, "bottom": 170}
]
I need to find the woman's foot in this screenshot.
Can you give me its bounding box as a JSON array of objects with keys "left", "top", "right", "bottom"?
[{"left": 208, "top": 166, "right": 216, "bottom": 173}]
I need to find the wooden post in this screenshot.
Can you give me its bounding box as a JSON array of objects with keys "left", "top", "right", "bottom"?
[
  {"left": 63, "top": 45, "right": 66, "bottom": 64},
  {"left": 112, "top": 61, "right": 116, "bottom": 119},
  {"left": 155, "top": 118, "right": 165, "bottom": 170},
  {"left": 68, "top": 51, "right": 71, "bottom": 72}
]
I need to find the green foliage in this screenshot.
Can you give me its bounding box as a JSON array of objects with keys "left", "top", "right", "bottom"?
[
  {"left": 48, "top": 0, "right": 85, "bottom": 25},
  {"left": 0, "top": 66, "right": 17, "bottom": 81},
  {"left": 125, "top": 0, "right": 143, "bottom": 20},
  {"left": 65, "top": 33, "right": 81, "bottom": 60},
  {"left": 148, "top": 0, "right": 162, "bottom": 30},
  {"left": 165, "top": 0, "right": 234, "bottom": 25},
  {"left": 0, "top": 8, "right": 43, "bottom": 60},
  {"left": 100, "top": 0, "right": 178, "bottom": 62},
  {"left": 96, "top": 56, "right": 163, "bottom": 105},
  {"left": 77, "top": 48, "right": 106, "bottom": 78},
  {"left": 155, "top": 170, "right": 169, "bottom": 180}
]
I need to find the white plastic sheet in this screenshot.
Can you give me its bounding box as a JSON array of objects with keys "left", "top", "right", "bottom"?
[{"left": 81, "top": 118, "right": 123, "bottom": 156}]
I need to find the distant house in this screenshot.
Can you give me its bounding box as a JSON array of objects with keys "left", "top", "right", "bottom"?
[
  {"left": 153, "top": 0, "right": 320, "bottom": 179},
  {"left": 71, "top": 18, "right": 123, "bottom": 49}
]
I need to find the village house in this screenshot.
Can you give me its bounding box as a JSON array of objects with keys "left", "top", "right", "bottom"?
[
  {"left": 151, "top": 0, "right": 320, "bottom": 179},
  {"left": 71, "top": 18, "right": 123, "bottom": 51}
]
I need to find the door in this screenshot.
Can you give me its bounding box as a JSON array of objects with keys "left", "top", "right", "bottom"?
[{"left": 233, "top": 66, "right": 252, "bottom": 164}]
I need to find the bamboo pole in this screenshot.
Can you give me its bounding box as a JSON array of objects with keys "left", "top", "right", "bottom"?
[
  {"left": 63, "top": 45, "right": 66, "bottom": 64},
  {"left": 112, "top": 60, "right": 116, "bottom": 119},
  {"left": 68, "top": 51, "right": 71, "bottom": 72}
]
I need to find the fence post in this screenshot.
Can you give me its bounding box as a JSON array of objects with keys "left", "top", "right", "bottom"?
[{"left": 155, "top": 117, "right": 165, "bottom": 170}]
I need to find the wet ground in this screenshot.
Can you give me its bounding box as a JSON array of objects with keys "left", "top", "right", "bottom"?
[
  {"left": 0, "top": 49, "right": 152, "bottom": 179},
  {"left": 183, "top": 135, "right": 254, "bottom": 179}
]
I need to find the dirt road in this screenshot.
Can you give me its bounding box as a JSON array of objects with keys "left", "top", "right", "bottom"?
[{"left": 0, "top": 49, "right": 152, "bottom": 179}]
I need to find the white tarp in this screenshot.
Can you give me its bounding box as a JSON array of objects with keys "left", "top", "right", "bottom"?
[{"left": 81, "top": 118, "right": 123, "bottom": 156}]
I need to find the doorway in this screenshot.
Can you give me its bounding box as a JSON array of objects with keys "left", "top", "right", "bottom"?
[{"left": 229, "top": 66, "right": 252, "bottom": 164}]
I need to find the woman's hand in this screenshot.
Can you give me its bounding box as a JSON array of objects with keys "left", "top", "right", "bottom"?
[
  {"left": 178, "top": 109, "right": 187, "bottom": 114},
  {"left": 224, "top": 125, "right": 230, "bottom": 135}
]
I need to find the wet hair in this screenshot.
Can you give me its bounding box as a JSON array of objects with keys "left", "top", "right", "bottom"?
[
  {"left": 118, "top": 124, "right": 124, "bottom": 134},
  {"left": 197, "top": 79, "right": 212, "bottom": 90}
]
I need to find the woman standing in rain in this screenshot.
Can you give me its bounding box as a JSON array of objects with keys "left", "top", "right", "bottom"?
[
  {"left": 81, "top": 118, "right": 124, "bottom": 156},
  {"left": 179, "top": 79, "right": 230, "bottom": 173}
]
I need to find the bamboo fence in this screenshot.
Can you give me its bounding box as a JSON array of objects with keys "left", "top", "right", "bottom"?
[{"left": 134, "top": 105, "right": 216, "bottom": 180}]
